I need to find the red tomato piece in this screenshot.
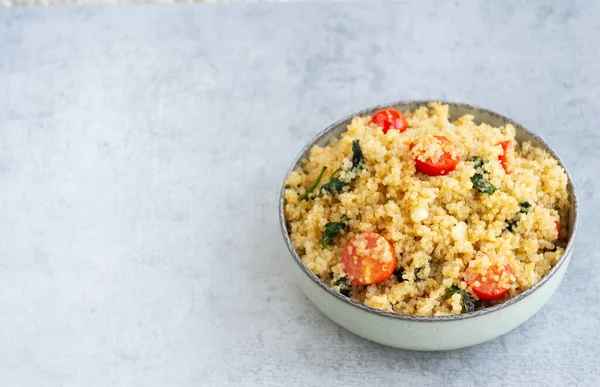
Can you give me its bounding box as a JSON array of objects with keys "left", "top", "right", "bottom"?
[
  {"left": 341, "top": 232, "right": 396, "bottom": 285},
  {"left": 370, "top": 108, "right": 408, "bottom": 134},
  {"left": 465, "top": 264, "right": 512, "bottom": 301},
  {"left": 410, "top": 135, "right": 460, "bottom": 176},
  {"left": 498, "top": 140, "right": 514, "bottom": 174}
]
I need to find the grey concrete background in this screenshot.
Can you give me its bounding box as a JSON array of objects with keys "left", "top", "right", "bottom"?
[
  {"left": 1, "top": 0, "right": 264, "bottom": 8},
  {"left": 1, "top": 1, "right": 599, "bottom": 386}
]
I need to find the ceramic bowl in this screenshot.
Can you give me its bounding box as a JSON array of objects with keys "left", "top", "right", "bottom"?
[{"left": 279, "top": 101, "right": 579, "bottom": 350}]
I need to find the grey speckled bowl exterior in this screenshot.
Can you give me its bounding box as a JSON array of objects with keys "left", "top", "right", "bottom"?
[{"left": 279, "top": 101, "right": 579, "bottom": 350}]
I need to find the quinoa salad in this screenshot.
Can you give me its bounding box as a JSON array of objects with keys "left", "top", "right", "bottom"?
[{"left": 283, "top": 102, "right": 570, "bottom": 316}]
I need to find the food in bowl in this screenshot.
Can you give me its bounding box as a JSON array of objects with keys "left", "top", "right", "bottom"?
[{"left": 283, "top": 102, "right": 570, "bottom": 317}]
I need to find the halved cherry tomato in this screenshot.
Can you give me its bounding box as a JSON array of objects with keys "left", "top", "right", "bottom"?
[
  {"left": 341, "top": 232, "right": 396, "bottom": 285},
  {"left": 498, "top": 140, "right": 514, "bottom": 174},
  {"left": 410, "top": 135, "right": 460, "bottom": 176},
  {"left": 465, "top": 264, "right": 512, "bottom": 301},
  {"left": 370, "top": 108, "right": 408, "bottom": 134}
]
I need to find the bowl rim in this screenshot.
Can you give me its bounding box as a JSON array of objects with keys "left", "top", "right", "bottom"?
[{"left": 279, "top": 100, "right": 579, "bottom": 322}]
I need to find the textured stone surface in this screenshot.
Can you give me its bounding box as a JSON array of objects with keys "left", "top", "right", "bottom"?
[{"left": 0, "top": 2, "right": 599, "bottom": 386}]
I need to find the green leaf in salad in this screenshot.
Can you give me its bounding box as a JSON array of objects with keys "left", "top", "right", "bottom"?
[
  {"left": 414, "top": 267, "right": 423, "bottom": 282},
  {"left": 471, "top": 173, "right": 497, "bottom": 195},
  {"left": 334, "top": 277, "right": 351, "bottom": 297},
  {"left": 506, "top": 201, "right": 532, "bottom": 232},
  {"left": 301, "top": 166, "right": 327, "bottom": 200},
  {"left": 319, "top": 169, "right": 349, "bottom": 196},
  {"left": 520, "top": 201, "right": 531, "bottom": 212},
  {"left": 393, "top": 267, "right": 405, "bottom": 282},
  {"left": 320, "top": 215, "right": 349, "bottom": 249},
  {"left": 505, "top": 219, "right": 518, "bottom": 232},
  {"left": 318, "top": 140, "right": 364, "bottom": 197},
  {"left": 470, "top": 156, "right": 497, "bottom": 195},
  {"left": 305, "top": 143, "right": 364, "bottom": 249},
  {"left": 351, "top": 139, "right": 364, "bottom": 172},
  {"left": 441, "top": 285, "right": 475, "bottom": 313},
  {"left": 471, "top": 156, "right": 484, "bottom": 169}
]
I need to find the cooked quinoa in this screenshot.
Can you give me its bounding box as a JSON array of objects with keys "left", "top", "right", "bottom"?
[{"left": 284, "top": 102, "right": 570, "bottom": 316}]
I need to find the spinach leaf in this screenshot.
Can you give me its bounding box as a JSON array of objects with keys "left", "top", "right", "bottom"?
[
  {"left": 334, "top": 277, "right": 351, "bottom": 296},
  {"left": 319, "top": 172, "right": 349, "bottom": 196},
  {"left": 318, "top": 140, "right": 364, "bottom": 197},
  {"left": 351, "top": 140, "right": 364, "bottom": 172},
  {"left": 441, "top": 285, "right": 460, "bottom": 301},
  {"left": 460, "top": 293, "right": 475, "bottom": 312},
  {"left": 414, "top": 267, "right": 423, "bottom": 282},
  {"left": 505, "top": 219, "right": 518, "bottom": 232},
  {"left": 471, "top": 173, "right": 497, "bottom": 195},
  {"left": 506, "top": 201, "right": 532, "bottom": 232},
  {"left": 471, "top": 156, "right": 484, "bottom": 169},
  {"left": 321, "top": 215, "right": 349, "bottom": 249},
  {"left": 301, "top": 166, "right": 327, "bottom": 200},
  {"left": 520, "top": 201, "right": 531, "bottom": 212},
  {"left": 394, "top": 267, "right": 405, "bottom": 282},
  {"left": 470, "top": 157, "right": 497, "bottom": 195},
  {"left": 441, "top": 285, "right": 475, "bottom": 312}
]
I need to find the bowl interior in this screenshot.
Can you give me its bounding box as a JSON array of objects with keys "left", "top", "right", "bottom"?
[{"left": 280, "top": 100, "right": 578, "bottom": 321}]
